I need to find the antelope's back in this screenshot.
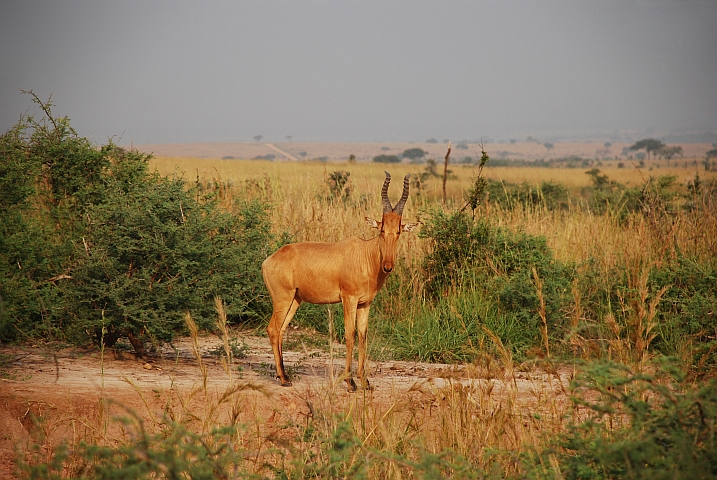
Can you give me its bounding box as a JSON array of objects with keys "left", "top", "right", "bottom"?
[{"left": 262, "top": 241, "right": 350, "bottom": 304}]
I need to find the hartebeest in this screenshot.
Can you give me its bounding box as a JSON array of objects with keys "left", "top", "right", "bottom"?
[{"left": 262, "top": 172, "right": 417, "bottom": 391}]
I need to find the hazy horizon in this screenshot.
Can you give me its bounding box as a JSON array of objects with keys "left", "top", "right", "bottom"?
[{"left": 2, "top": 1, "right": 716, "bottom": 145}]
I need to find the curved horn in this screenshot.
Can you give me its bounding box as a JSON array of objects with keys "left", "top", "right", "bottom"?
[
  {"left": 393, "top": 174, "right": 410, "bottom": 215},
  {"left": 381, "top": 171, "right": 393, "bottom": 214}
]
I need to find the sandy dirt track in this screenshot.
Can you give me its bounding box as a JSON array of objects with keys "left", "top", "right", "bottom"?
[{"left": 0, "top": 331, "right": 570, "bottom": 477}]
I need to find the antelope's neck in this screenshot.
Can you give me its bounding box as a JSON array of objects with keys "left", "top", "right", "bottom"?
[{"left": 366, "top": 235, "right": 389, "bottom": 282}]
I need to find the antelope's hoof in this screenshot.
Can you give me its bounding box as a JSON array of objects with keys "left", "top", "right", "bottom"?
[
  {"left": 346, "top": 378, "right": 358, "bottom": 393},
  {"left": 362, "top": 380, "right": 374, "bottom": 391},
  {"left": 278, "top": 378, "right": 293, "bottom": 387}
]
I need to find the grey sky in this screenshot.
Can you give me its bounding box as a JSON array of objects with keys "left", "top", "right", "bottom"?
[{"left": 2, "top": 1, "right": 716, "bottom": 144}]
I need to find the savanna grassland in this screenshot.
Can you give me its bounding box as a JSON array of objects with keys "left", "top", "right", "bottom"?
[
  {"left": 151, "top": 155, "right": 715, "bottom": 264},
  {"left": 2, "top": 99, "right": 717, "bottom": 478}
]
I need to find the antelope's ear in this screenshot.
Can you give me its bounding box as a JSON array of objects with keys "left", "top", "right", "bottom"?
[
  {"left": 365, "top": 217, "right": 381, "bottom": 229},
  {"left": 402, "top": 222, "right": 419, "bottom": 232}
]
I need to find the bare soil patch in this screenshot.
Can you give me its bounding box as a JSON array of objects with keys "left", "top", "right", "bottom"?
[{"left": 0, "top": 330, "right": 569, "bottom": 477}]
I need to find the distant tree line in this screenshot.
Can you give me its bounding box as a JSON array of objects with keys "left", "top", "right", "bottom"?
[
  {"left": 628, "top": 138, "right": 683, "bottom": 160},
  {"left": 372, "top": 148, "right": 428, "bottom": 164}
]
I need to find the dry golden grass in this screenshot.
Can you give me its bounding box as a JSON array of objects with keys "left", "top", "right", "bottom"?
[
  {"left": 12, "top": 155, "right": 715, "bottom": 477},
  {"left": 147, "top": 155, "right": 717, "bottom": 369},
  {"left": 149, "top": 156, "right": 717, "bottom": 268},
  {"left": 150, "top": 155, "right": 709, "bottom": 195},
  {"left": 486, "top": 164, "right": 706, "bottom": 190},
  {"left": 14, "top": 317, "right": 573, "bottom": 478}
]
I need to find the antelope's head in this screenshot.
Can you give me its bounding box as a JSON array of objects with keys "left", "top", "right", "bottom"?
[{"left": 366, "top": 172, "right": 418, "bottom": 274}]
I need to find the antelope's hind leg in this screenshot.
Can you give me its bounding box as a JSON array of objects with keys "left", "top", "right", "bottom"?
[{"left": 267, "top": 295, "right": 301, "bottom": 386}]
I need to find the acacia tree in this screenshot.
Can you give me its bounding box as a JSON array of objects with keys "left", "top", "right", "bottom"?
[
  {"left": 628, "top": 138, "right": 665, "bottom": 160},
  {"left": 402, "top": 148, "right": 427, "bottom": 160},
  {"left": 705, "top": 149, "right": 717, "bottom": 171},
  {"left": 372, "top": 154, "right": 400, "bottom": 163},
  {"left": 658, "top": 145, "right": 683, "bottom": 160}
]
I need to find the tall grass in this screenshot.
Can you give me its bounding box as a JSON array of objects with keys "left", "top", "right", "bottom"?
[
  {"left": 16, "top": 303, "right": 576, "bottom": 478},
  {"left": 13, "top": 156, "right": 715, "bottom": 477},
  {"left": 20, "top": 312, "right": 715, "bottom": 478},
  {"left": 150, "top": 157, "right": 716, "bottom": 260},
  {"left": 156, "top": 157, "right": 716, "bottom": 364}
]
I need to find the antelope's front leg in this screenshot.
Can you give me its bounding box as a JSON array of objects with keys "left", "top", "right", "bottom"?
[
  {"left": 268, "top": 297, "right": 301, "bottom": 387},
  {"left": 342, "top": 299, "right": 358, "bottom": 392},
  {"left": 356, "top": 304, "right": 373, "bottom": 390}
]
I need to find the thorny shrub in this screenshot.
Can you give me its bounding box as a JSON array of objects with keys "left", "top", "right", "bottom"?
[{"left": 0, "top": 92, "right": 276, "bottom": 354}]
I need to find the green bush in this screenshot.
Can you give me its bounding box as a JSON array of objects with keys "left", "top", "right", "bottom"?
[
  {"left": 372, "top": 154, "right": 401, "bottom": 164},
  {"left": 418, "top": 210, "right": 573, "bottom": 356},
  {"left": 585, "top": 169, "right": 679, "bottom": 220},
  {"left": 0, "top": 94, "right": 275, "bottom": 353},
  {"left": 485, "top": 179, "right": 570, "bottom": 211},
  {"left": 0, "top": 96, "right": 105, "bottom": 342},
  {"left": 70, "top": 159, "right": 275, "bottom": 352},
  {"left": 649, "top": 258, "right": 717, "bottom": 371},
  {"left": 401, "top": 147, "right": 427, "bottom": 160},
  {"left": 377, "top": 289, "right": 533, "bottom": 363},
  {"left": 532, "top": 361, "right": 717, "bottom": 479},
  {"left": 324, "top": 170, "right": 353, "bottom": 203}
]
